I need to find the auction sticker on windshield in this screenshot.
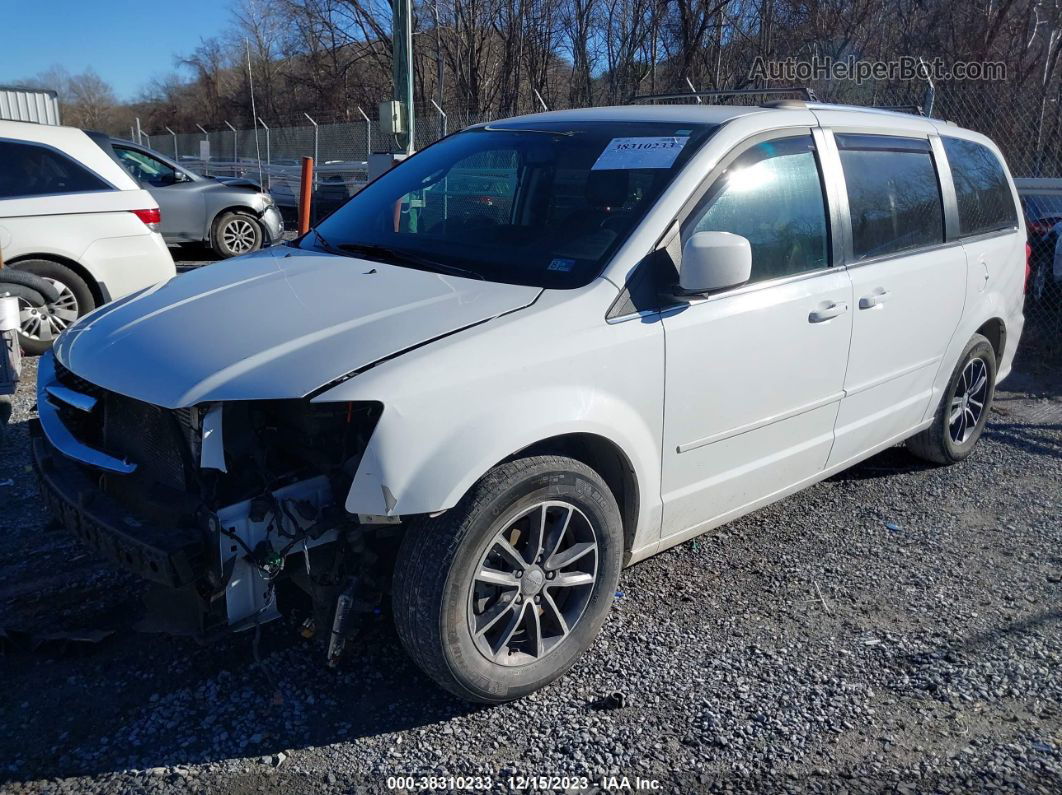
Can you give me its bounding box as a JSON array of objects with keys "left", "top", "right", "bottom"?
[{"left": 592, "top": 136, "right": 689, "bottom": 170}]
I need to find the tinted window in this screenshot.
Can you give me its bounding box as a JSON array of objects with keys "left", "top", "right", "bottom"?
[
  {"left": 0, "top": 141, "right": 111, "bottom": 198},
  {"left": 943, "top": 137, "right": 1018, "bottom": 236},
  {"left": 686, "top": 135, "right": 829, "bottom": 283},
  {"left": 309, "top": 121, "right": 716, "bottom": 288},
  {"left": 114, "top": 146, "right": 178, "bottom": 187},
  {"left": 837, "top": 135, "right": 943, "bottom": 260}
]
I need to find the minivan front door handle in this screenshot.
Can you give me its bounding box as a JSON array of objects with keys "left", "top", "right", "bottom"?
[
  {"left": 808, "top": 302, "right": 848, "bottom": 323},
  {"left": 858, "top": 290, "right": 891, "bottom": 309}
]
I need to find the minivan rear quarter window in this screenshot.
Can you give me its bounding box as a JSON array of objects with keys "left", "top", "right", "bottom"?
[
  {"left": 942, "top": 136, "right": 1018, "bottom": 237},
  {"left": 837, "top": 134, "right": 944, "bottom": 261},
  {"left": 0, "top": 140, "right": 111, "bottom": 199}
]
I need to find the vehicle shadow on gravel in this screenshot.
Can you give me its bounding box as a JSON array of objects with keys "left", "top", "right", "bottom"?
[
  {"left": 983, "top": 422, "right": 1062, "bottom": 458},
  {"left": 827, "top": 445, "right": 937, "bottom": 482},
  {"left": 1, "top": 613, "right": 480, "bottom": 782}
]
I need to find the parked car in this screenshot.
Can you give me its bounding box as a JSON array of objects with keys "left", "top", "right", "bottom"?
[
  {"left": 0, "top": 120, "right": 176, "bottom": 354},
  {"left": 87, "top": 134, "right": 285, "bottom": 258},
  {"left": 32, "top": 103, "right": 1025, "bottom": 702},
  {"left": 1015, "top": 177, "right": 1062, "bottom": 304}
]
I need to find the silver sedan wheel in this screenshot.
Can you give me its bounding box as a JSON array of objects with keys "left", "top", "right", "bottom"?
[
  {"left": 949, "top": 357, "right": 989, "bottom": 445},
  {"left": 222, "top": 217, "right": 259, "bottom": 254},
  {"left": 467, "top": 500, "right": 599, "bottom": 667},
  {"left": 18, "top": 278, "right": 79, "bottom": 342}
]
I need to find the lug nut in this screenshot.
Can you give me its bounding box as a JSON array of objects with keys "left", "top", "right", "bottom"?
[
  {"left": 546, "top": 571, "right": 555, "bottom": 580},
  {"left": 534, "top": 595, "right": 541, "bottom": 604},
  {"left": 515, "top": 595, "right": 523, "bottom": 604},
  {"left": 515, "top": 570, "right": 523, "bottom": 578}
]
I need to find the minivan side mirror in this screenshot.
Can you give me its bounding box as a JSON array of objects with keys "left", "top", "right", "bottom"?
[{"left": 678, "top": 231, "right": 753, "bottom": 295}]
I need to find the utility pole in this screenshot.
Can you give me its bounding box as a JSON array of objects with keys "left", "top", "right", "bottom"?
[
  {"left": 434, "top": 0, "right": 444, "bottom": 108},
  {"left": 393, "top": 0, "right": 415, "bottom": 154}
]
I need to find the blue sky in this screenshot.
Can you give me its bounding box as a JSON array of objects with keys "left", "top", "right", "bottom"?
[{"left": 2, "top": 0, "right": 232, "bottom": 100}]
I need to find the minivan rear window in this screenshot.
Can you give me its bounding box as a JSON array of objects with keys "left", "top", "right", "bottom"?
[
  {"left": 942, "top": 137, "right": 1018, "bottom": 237},
  {"left": 837, "top": 134, "right": 944, "bottom": 260},
  {"left": 0, "top": 140, "right": 112, "bottom": 199}
]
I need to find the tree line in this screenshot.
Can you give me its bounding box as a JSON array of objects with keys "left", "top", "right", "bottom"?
[{"left": 19, "top": 0, "right": 1062, "bottom": 143}]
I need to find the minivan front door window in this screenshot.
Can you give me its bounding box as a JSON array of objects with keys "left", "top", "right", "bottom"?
[{"left": 685, "top": 135, "right": 829, "bottom": 283}]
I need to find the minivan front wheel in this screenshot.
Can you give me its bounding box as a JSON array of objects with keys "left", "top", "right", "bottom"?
[
  {"left": 393, "top": 456, "right": 623, "bottom": 703},
  {"left": 907, "top": 333, "right": 997, "bottom": 465}
]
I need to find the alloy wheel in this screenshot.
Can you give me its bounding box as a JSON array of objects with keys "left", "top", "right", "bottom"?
[
  {"left": 949, "top": 357, "right": 989, "bottom": 445},
  {"left": 222, "top": 217, "right": 258, "bottom": 254},
  {"left": 18, "top": 278, "right": 79, "bottom": 342},
  {"left": 467, "top": 500, "right": 599, "bottom": 666}
]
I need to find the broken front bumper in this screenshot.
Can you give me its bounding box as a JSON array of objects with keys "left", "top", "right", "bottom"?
[{"left": 30, "top": 424, "right": 207, "bottom": 588}]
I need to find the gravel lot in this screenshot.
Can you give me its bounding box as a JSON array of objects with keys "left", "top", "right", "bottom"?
[{"left": 1, "top": 258, "right": 1060, "bottom": 793}]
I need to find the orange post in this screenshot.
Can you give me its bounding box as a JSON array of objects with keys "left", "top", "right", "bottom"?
[{"left": 298, "top": 156, "right": 314, "bottom": 235}]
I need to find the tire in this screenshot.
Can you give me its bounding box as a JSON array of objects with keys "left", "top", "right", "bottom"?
[
  {"left": 0, "top": 395, "right": 11, "bottom": 446},
  {"left": 10, "top": 260, "right": 95, "bottom": 356},
  {"left": 393, "top": 455, "right": 624, "bottom": 703},
  {"left": 907, "top": 333, "right": 997, "bottom": 465},
  {"left": 211, "top": 211, "right": 263, "bottom": 258}
]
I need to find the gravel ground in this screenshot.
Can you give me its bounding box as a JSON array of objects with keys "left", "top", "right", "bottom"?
[{"left": 1, "top": 264, "right": 1060, "bottom": 792}]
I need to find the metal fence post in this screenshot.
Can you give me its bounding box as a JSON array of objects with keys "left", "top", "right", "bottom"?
[
  {"left": 431, "top": 99, "right": 448, "bottom": 137},
  {"left": 135, "top": 117, "right": 143, "bottom": 145},
  {"left": 532, "top": 89, "right": 549, "bottom": 112},
  {"left": 357, "top": 106, "right": 371, "bottom": 161},
  {"left": 195, "top": 124, "right": 209, "bottom": 175},
  {"left": 304, "top": 113, "right": 319, "bottom": 189},
  {"left": 224, "top": 121, "right": 237, "bottom": 168},
  {"left": 257, "top": 117, "right": 271, "bottom": 188},
  {"left": 164, "top": 126, "right": 178, "bottom": 160}
]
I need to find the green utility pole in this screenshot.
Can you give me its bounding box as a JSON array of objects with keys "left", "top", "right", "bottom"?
[{"left": 392, "top": 0, "right": 415, "bottom": 154}]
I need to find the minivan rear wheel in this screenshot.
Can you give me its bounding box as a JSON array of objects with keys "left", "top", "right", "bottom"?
[
  {"left": 11, "top": 260, "right": 95, "bottom": 356},
  {"left": 392, "top": 455, "right": 623, "bottom": 703},
  {"left": 907, "top": 333, "right": 997, "bottom": 465}
]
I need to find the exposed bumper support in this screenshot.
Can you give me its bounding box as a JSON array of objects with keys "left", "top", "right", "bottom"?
[
  {"left": 30, "top": 422, "right": 205, "bottom": 588},
  {"left": 35, "top": 352, "right": 136, "bottom": 474}
]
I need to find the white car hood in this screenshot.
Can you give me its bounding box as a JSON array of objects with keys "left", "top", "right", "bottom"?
[{"left": 54, "top": 246, "right": 540, "bottom": 408}]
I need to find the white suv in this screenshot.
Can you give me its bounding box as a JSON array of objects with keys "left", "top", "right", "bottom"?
[
  {"left": 0, "top": 120, "right": 176, "bottom": 353},
  {"left": 31, "top": 102, "right": 1025, "bottom": 702}
]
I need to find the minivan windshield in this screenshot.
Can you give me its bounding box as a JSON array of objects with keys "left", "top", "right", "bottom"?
[{"left": 303, "top": 121, "right": 716, "bottom": 288}]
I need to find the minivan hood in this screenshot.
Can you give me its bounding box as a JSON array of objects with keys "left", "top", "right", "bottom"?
[{"left": 54, "top": 246, "right": 540, "bottom": 408}]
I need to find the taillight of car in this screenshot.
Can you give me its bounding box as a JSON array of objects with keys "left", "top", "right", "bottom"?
[
  {"left": 1025, "top": 242, "right": 1032, "bottom": 293},
  {"left": 131, "top": 207, "right": 161, "bottom": 232}
]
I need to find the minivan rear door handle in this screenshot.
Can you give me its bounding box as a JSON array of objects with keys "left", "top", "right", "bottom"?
[
  {"left": 858, "top": 289, "right": 890, "bottom": 309},
  {"left": 808, "top": 302, "right": 848, "bottom": 323}
]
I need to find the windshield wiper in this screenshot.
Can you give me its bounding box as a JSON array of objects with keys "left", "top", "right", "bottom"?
[{"left": 336, "top": 242, "right": 485, "bottom": 280}]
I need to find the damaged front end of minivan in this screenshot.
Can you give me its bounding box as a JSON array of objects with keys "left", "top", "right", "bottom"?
[{"left": 31, "top": 352, "right": 396, "bottom": 661}]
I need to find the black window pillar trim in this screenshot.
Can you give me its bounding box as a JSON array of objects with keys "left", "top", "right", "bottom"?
[{"left": 930, "top": 134, "right": 961, "bottom": 242}]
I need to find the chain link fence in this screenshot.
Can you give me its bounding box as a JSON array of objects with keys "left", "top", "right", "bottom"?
[{"left": 139, "top": 77, "right": 1062, "bottom": 348}]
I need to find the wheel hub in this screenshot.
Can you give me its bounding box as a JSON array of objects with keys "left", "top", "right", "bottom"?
[{"left": 520, "top": 566, "right": 546, "bottom": 596}]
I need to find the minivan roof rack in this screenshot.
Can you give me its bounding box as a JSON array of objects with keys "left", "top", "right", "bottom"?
[
  {"left": 628, "top": 86, "right": 818, "bottom": 104},
  {"left": 871, "top": 104, "right": 926, "bottom": 116}
]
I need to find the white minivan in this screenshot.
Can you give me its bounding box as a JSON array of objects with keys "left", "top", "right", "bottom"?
[
  {"left": 31, "top": 102, "right": 1025, "bottom": 702},
  {"left": 0, "top": 120, "right": 176, "bottom": 353}
]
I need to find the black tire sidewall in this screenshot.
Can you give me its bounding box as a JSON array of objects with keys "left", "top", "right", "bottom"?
[
  {"left": 439, "top": 464, "right": 623, "bottom": 702},
  {"left": 10, "top": 260, "right": 95, "bottom": 356},
  {"left": 212, "top": 212, "right": 263, "bottom": 258},
  {"left": 941, "top": 337, "right": 997, "bottom": 462}
]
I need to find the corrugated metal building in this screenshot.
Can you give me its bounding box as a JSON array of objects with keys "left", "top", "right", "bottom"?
[{"left": 0, "top": 86, "right": 61, "bottom": 125}]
